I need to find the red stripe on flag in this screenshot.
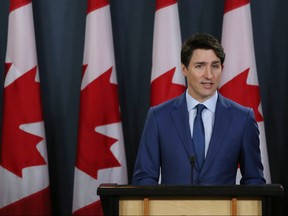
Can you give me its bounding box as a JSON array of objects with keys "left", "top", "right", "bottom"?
[
  {"left": 0, "top": 187, "right": 51, "bottom": 216},
  {"left": 156, "top": 0, "right": 177, "bottom": 11},
  {"left": 87, "top": 0, "right": 109, "bottom": 14},
  {"left": 224, "top": 0, "right": 249, "bottom": 13},
  {"left": 10, "top": 0, "right": 31, "bottom": 12}
]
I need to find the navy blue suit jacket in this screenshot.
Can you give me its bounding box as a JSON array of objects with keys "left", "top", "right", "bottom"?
[{"left": 132, "top": 92, "right": 265, "bottom": 185}]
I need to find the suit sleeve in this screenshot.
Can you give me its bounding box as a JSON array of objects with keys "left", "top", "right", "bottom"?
[
  {"left": 239, "top": 108, "right": 266, "bottom": 185},
  {"left": 132, "top": 108, "right": 160, "bottom": 185}
]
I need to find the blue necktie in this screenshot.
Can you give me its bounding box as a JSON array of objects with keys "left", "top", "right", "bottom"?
[{"left": 193, "top": 104, "right": 206, "bottom": 169}]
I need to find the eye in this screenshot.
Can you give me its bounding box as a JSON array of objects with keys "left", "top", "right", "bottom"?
[
  {"left": 195, "top": 64, "right": 203, "bottom": 69},
  {"left": 212, "top": 64, "right": 220, "bottom": 69}
]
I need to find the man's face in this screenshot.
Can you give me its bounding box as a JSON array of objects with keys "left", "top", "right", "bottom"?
[{"left": 182, "top": 49, "right": 223, "bottom": 102}]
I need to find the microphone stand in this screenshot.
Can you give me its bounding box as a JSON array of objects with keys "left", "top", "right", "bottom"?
[{"left": 190, "top": 156, "right": 195, "bottom": 185}]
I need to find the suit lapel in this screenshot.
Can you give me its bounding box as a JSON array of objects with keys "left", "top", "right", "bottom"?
[
  {"left": 200, "top": 94, "right": 233, "bottom": 176},
  {"left": 170, "top": 94, "right": 195, "bottom": 160}
]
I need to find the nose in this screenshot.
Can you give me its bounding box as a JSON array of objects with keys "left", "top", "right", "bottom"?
[{"left": 204, "top": 67, "right": 213, "bottom": 79}]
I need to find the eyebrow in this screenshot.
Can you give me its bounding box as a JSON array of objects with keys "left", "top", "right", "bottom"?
[
  {"left": 212, "top": 60, "right": 221, "bottom": 64},
  {"left": 194, "top": 60, "right": 221, "bottom": 65}
]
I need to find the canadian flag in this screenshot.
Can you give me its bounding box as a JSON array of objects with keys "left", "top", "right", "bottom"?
[
  {"left": 219, "top": 0, "right": 271, "bottom": 183},
  {"left": 150, "top": 0, "right": 186, "bottom": 107},
  {"left": 0, "top": 0, "right": 51, "bottom": 215},
  {"left": 72, "top": 0, "right": 128, "bottom": 215}
]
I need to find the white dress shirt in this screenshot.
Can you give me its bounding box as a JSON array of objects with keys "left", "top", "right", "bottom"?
[{"left": 186, "top": 90, "right": 218, "bottom": 157}]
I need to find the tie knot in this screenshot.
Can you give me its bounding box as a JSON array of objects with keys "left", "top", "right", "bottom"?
[{"left": 196, "top": 104, "right": 206, "bottom": 115}]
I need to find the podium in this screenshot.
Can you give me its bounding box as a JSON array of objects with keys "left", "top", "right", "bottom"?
[{"left": 97, "top": 184, "right": 284, "bottom": 216}]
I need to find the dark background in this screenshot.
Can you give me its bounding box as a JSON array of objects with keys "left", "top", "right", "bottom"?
[{"left": 0, "top": 0, "right": 287, "bottom": 215}]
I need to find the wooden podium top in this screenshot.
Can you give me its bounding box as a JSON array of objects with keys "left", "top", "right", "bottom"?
[
  {"left": 97, "top": 183, "right": 284, "bottom": 197},
  {"left": 97, "top": 184, "right": 284, "bottom": 216}
]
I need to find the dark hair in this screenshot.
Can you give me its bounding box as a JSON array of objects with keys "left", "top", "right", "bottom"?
[{"left": 181, "top": 33, "right": 225, "bottom": 68}]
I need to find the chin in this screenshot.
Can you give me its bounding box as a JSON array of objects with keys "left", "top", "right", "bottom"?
[{"left": 201, "top": 92, "right": 214, "bottom": 100}]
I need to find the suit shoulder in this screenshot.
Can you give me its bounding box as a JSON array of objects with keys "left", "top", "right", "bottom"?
[
  {"left": 150, "top": 94, "right": 184, "bottom": 113},
  {"left": 221, "top": 95, "right": 252, "bottom": 114},
  {"left": 151, "top": 98, "right": 176, "bottom": 110}
]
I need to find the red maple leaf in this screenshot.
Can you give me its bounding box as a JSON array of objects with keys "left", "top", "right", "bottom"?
[
  {"left": 0, "top": 65, "right": 45, "bottom": 177},
  {"left": 150, "top": 67, "right": 186, "bottom": 106},
  {"left": 4, "top": 62, "right": 12, "bottom": 77},
  {"left": 76, "top": 66, "right": 121, "bottom": 179},
  {"left": 219, "top": 68, "right": 263, "bottom": 122}
]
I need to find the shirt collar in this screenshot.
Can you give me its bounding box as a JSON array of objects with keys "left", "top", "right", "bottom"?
[{"left": 186, "top": 90, "right": 218, "bottom": 113}]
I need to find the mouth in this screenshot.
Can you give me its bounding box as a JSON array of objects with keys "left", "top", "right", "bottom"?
[{"left": 201, "top": 81, "right": 213, "bottom": 88}]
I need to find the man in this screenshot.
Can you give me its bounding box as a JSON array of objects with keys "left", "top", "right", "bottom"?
[{"left": 132, "top": 33, "right": 266, "bottom": 185}]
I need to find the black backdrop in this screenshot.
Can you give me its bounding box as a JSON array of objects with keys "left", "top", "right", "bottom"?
[{"left": 0, "top": 0, "right": 287, "bottom": 215}]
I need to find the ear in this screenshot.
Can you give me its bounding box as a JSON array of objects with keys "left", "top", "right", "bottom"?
[{"left": 181, "top": 63, "right": 188, "bottom": 76}]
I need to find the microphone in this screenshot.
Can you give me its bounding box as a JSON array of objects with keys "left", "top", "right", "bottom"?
[{"left": 189, "top": 156, "right": 195, "bottom": 184}]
